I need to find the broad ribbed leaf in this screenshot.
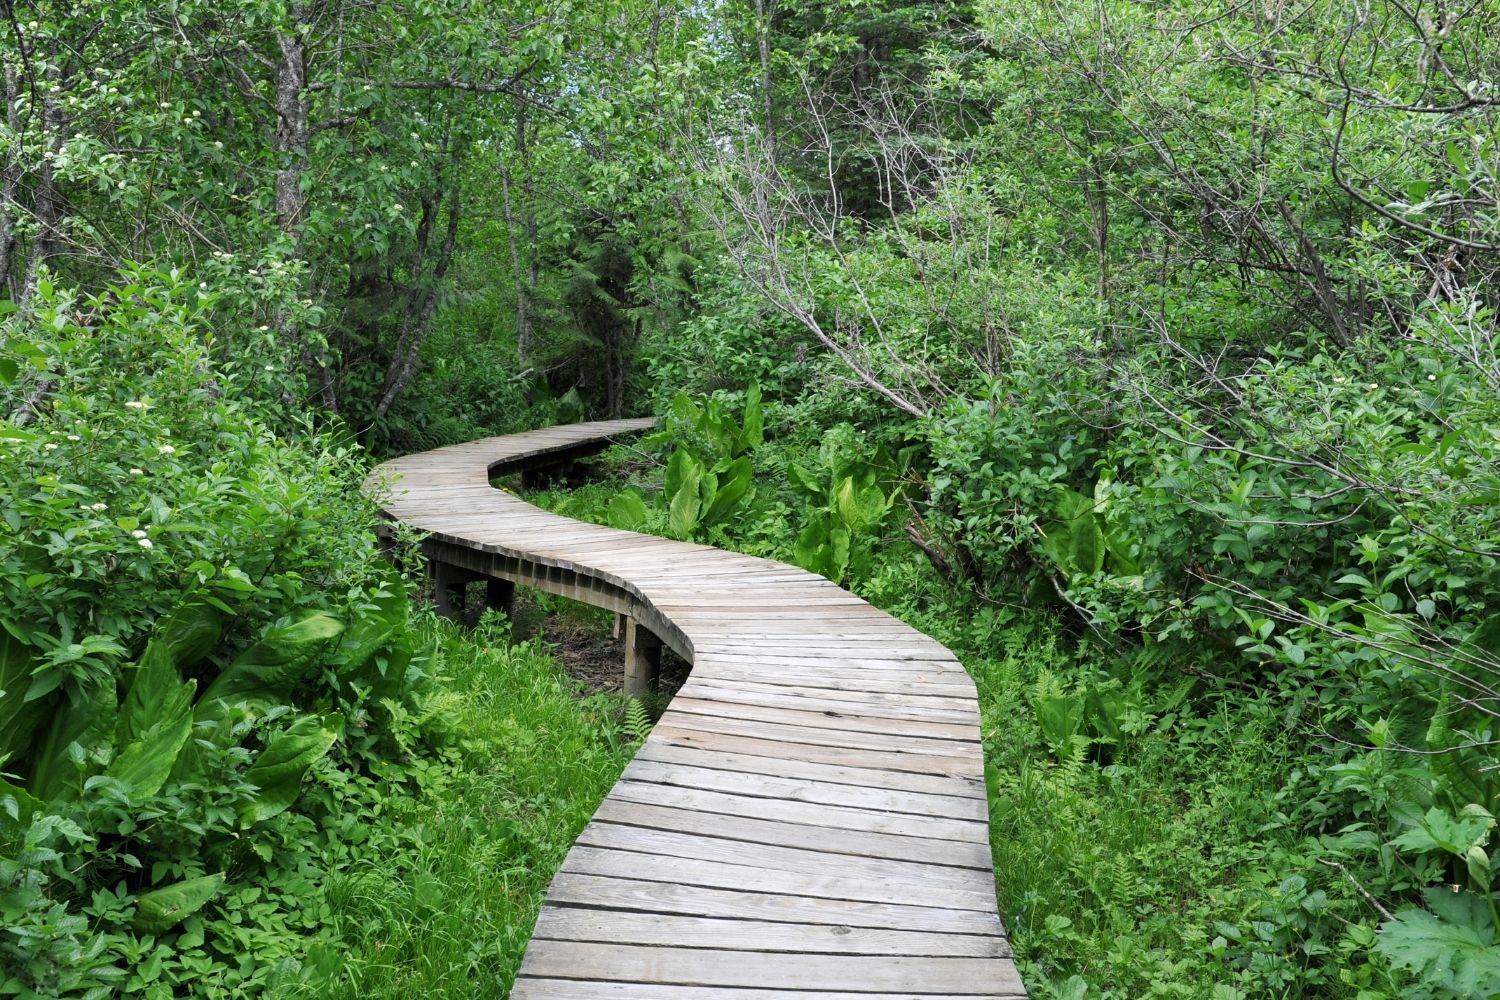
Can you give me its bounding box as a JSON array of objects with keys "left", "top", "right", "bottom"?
[
  {"left": 668, "top": 465, "right": 703, "bottom": 540},
  {"left": 240, "top": 713, "right": 344, "bottom": 824},
  {"left": 1376, "top": 890, "right": 1500, "bottom": 996},
  {"left": 0, "top": 776, "right": 45, "bottom": 851},
  {"left": 196, "top": 614, "right": 344, "bottom": 722},
  {"left": 133, "top": 873, "right": 225, "bottom": 932},
  {"left": 833, "top": 474, "right": 889, "bottom": 532},
  {"left": 0, "top": 630, "right": 40, "bottom": 765},
  {"left": 107, "top": 677, "right": 195, "bottom": 801},
  {"left": 606, "top": 491, "right": 649, "bottom": 531},
  {"left": 664, "top": 446, "right": 703, "bottom": 501},
  {"left": 738, "top": 381, "right": 763, "bottom": 452},
  {"left": 332, "top": 569, "right": 407, "bottom": 681},
  {"left": 28, "top": 682, "right": 113, "bottom": 801},
  {"left": 702, "top": 458, "right": 752, "bottom": 526}
]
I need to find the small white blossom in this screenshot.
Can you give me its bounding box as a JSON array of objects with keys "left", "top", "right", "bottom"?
[
  {"left": 159, "top": 101, "right": 171, "bottom": 109},
  {"left": 44, "top": 442, "right": 58, "bottom": 451},
  {"left": 1367, "top": 383, "right": 1378, "bottom": 390},
  {"left": 66, "top": 434, "right": 80, "bottom": 441},
  {"left": 158, "top": 444, "right": 176, "bottom": 455},
  {"left": 393, "top": 204, "right": 403, "bottom": 212},
  {"left": 89, "top": 502, "right": 107, "bottom": 512},
  {"left": 131, "top": 529, "right": 148, "bottom": 539},
  {"left": 214, "top": 141, "right": 224, "bottom": 149},
  {"left": 1427, "top": 373, "right": 1437, "bottom": 381},
  {"left": 125, "top": 400, "right": 147, "bottom": 410},
  {"left": 129, "top": 468, "right": 144, "bottom": 476},
  {"left": 137, "top": 538, "right": 153, "bottom": 550}
]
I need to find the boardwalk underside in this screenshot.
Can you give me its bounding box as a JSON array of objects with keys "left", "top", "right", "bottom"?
[{"left": 366, "top": 419, "right": 1026, "bottom": 999}]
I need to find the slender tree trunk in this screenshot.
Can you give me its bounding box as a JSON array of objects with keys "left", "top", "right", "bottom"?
[
  {"left": 375, "top": 179, "right": 461, "bottom": 416},
  {"left": 498, "top": 107, "right": 537, "bottom": 364},
  {"left": 753, "top": 0, "right": 776, "bottom": 149},
  {"left": 19, "top": 60, "right": 62, "bottom": 307},
  {"left": 0, "top": 63, "right": 20, "bottom": 296},
  {"left": 274, "top": 12, "right": 311, "bottom": 243}
]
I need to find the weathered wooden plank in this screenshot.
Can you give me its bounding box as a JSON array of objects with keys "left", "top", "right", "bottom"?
[
  {"left": 620, "top": 756, "right": 987, "bottom": 821},
  {"left": 592, "top": 798, "right": 991, "bottom": 868},
  {"left": 518, "top": 944, "right": 1026, "bottom": 995},
  {"left": 675, "top": 680, "right": 980, "bottom": 724},
  {"left": 634, "top": 740, "right": 986, "bottom": 798},
  {"left": 530, "top": 907, "right": 1010, "bottom": 957},
  {"left": 542, "top": 872, "right": 1004, "bottom": 934},
  {"left": 605, "top": 779, "right": 989, "bottom": 845},
  {"left": 563, "top": 845, "right": 995, "bottom": 911},
  {"left": 574, "top": 824, "right": 992, "bottom": 893},
  {"left": 655, "top": 712, "right": 983, "bottom": 760},
  {"left": 666, "top": 694, "right": 979, "bottom": 743},
  {"left": 512, "top": 979, "right": 1021, "bottom": 1000}
]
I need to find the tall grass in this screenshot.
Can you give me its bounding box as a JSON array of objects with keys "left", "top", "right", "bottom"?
[{"left": 318, "top": 613, "right": 633, "bottom": 997}]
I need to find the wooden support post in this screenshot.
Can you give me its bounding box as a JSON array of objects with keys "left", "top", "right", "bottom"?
[
  {"left": 623, "top": 616, "right": 662, "bottom": 698},
  {"left": 431, "top": 561, "right": 475, "bottom": 620},
  {"left": 486, "top": 577, "right": 516, "bottom": 619}
]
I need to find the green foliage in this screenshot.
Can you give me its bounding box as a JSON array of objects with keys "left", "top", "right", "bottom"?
[
  {"left": 788, "top": 425, "right": 908, "bottom": 585},
  {"left": 607, "top": 384, "right": 763, "bottom": 542}
]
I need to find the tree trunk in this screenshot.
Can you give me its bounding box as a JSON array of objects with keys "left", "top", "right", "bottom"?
[
  {"left": 753, "top": 0, "right": 776, "bottom": 149},
  {"left": 499, "top": 107, "right": 537, "bottom": 364},
  {"left": 0, "top": 63, "right": 20, "bottom": 296},
  {"left": 19, "top": 60, "right": 63, "bottom": 307},
  {"left": 375, "top": 179, "right": 461, "bottom": 416},
  {"left": 274, "top": 12, "right": 311, "bottom": 243}
]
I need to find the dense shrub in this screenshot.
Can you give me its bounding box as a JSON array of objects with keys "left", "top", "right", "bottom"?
[{"left": 0, "top": 268, "right": 433, "bottom": 996}]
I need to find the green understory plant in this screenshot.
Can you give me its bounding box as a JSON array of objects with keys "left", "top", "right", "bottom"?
[{"left": 607, "top": 383, "right": 762, "bottom": 541}]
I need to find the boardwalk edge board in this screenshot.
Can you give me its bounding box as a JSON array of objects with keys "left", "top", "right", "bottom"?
[{"left": 364, "top": 419, "right": 1026, "bottom": 998}]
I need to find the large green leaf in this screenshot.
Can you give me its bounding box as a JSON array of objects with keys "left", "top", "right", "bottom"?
[
  {"left": 664, "top": 446, "right": 703, "bottom": 501},
  {"left": 195, "top": 614, "right": 344, "bottom": 722},
  {"left": 833, "top": 474, "right": 889, "bottom": 533},
  {"left": 668, "top": 464, "right": 703, "bottom": 540},
  {"left": 1376, "top": 890, "right": 1500, "bottom": 996},
  {"left": 0, "top": 630, "right": 41, "bottom": 766},
  {"left": 331, "top": 568, "right": 408, "bottom": 682},
  {"left": 737, "top": 381, "right": 763, "bottom": 452},
  {"left": 28, "top": 682, "right": 114, "bottom": 801},
  {"left": 240, "top": 713, "right": 344, "bottom": 824},
  {"left": 606, "top": 490, "right": 649, "bottom": 531},
  {"left": 793, "top": 517, "right": 834, "bottom": 578},
  {"left": 1038, "top": 490, "right": 1105, "bottom": 578},
  {"left": 118, "top": 605, "right": 214, "bottom": 749},
  {"left": 0, "top": 776, "right": 46, "bottom": 852},
  {"left": 786, "top": 463, "right": 825, "bottom": 500},
  {"left": 133, "top": 873, "right": 226, "bottom": 932},
  {"left": 702, "top": 457, "right": 752, "bottom": 526},
  {"left": 153, "top": 598, "right": 223, "bottom": 670},
  {"left": 107, "top": 675, "right": 195, "bottom": 801}
]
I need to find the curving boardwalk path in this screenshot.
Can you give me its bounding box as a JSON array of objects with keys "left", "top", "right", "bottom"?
[{"left": 366, "top": 419, "right": 1026, "bottom": 999}]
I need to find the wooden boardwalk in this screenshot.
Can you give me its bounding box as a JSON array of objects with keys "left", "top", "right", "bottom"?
[{"left": 366, "top": 419, "right": 1026, "bottom": 999}]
